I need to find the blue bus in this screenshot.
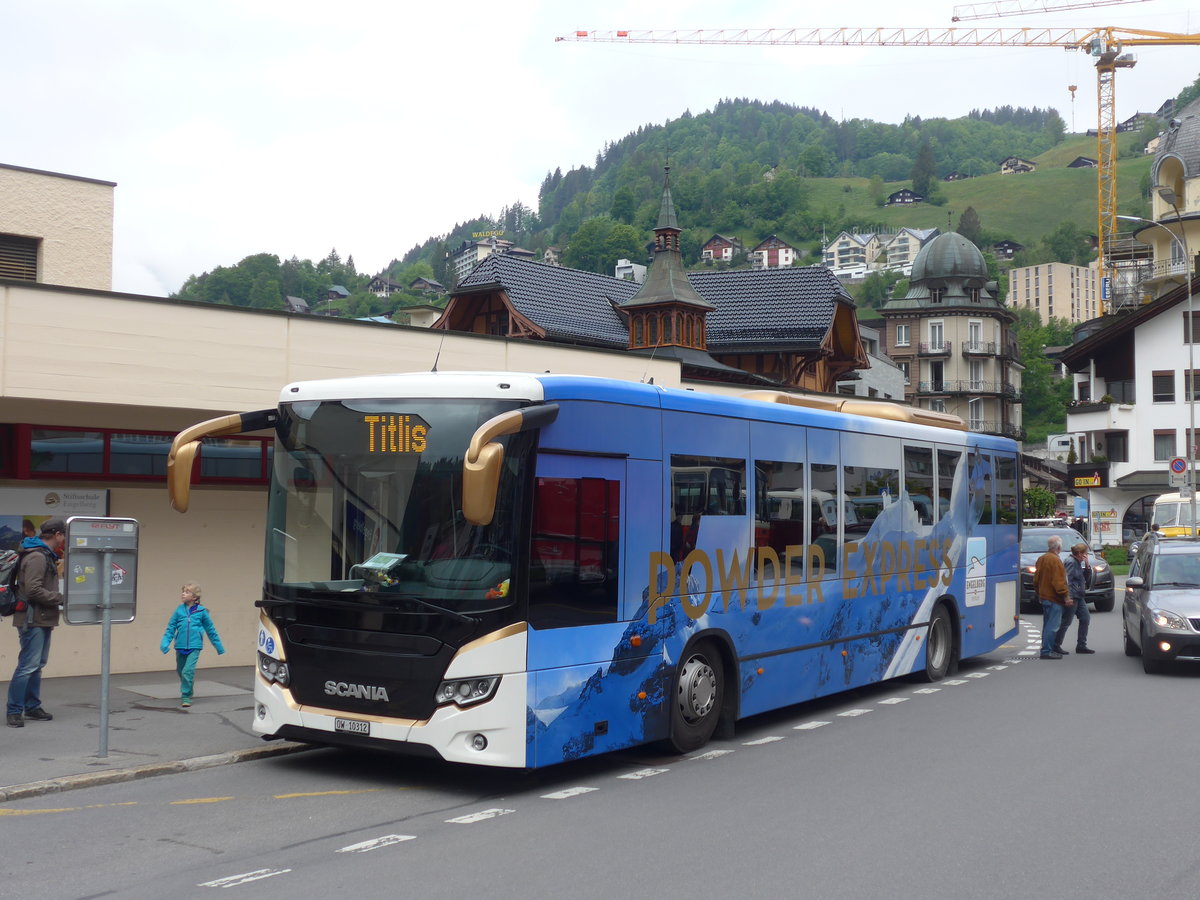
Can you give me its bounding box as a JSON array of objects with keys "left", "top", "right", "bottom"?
[{"left": 169, "top": 372, "right": 1021, "bottom": 768}]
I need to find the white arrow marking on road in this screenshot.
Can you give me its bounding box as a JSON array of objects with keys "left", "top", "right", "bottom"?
[
  {"left": 337, "top": 835, "right": 416, "bottom": 853},
  {"left": 446, "top": 808, "right": 515, "bottom": 824},
  {"left": 541, "top": 787, "right": 598, "bottom": 800},
  {"left": 987, "top": 665, "right": 1009, "bottom": 671},
  {"left": 743, "top": 735, "right": 785, "bottom": 745},
  {"left": 943, "top": 679, "right": 968, "bottom": 685},
  {"left": 912, "top": 688, "right": 941, "bottom": 694},
  {"left": 618, "top": 768, "right": 669, "bottom": 780},
  {"left": 878, "top": 697, "right": 909, "bottom": 705},
  {"left": 200, "top": 869, "right": 291, "bottom": 888},
  {"left": 965, "top": 672, "right": 989, "bottom": 678},
  {"left": 794, "top": 720, "right": 831, "bottom": 730},
  {"left": 838, "top": 708, "right": 873, "bottom": 717}
]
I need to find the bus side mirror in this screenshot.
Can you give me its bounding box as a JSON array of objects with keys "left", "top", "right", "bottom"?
[
  {"left": 462, "top": 404, "right": 559, "bottom": 526},
  {"left": 169, "top": 409, "right": 279, "bottom": 513}
]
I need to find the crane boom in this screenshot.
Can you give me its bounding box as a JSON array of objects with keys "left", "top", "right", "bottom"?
[
  {"left": 951, "top": 0, "right": 1150, "bottom": 23},
  {"left": 560, "top": 25, "right": 1200, "bottom": 312},
  {"left": 558, "top": 27, "right": 1195, "bottom": 48}
]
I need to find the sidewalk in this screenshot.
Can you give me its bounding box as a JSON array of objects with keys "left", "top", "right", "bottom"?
[{"left": 1, "top": 665, "right": 308, "bottom": 802}]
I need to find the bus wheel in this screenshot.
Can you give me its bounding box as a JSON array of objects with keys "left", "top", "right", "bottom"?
[
  {"left": 919, "top": 605, "right": 953, "bottom": 682},
  {"left": 669, "top": 641, "right": 724, "bottom": 754}
]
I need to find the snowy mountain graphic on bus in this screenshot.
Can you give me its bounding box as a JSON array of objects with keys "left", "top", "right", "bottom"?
[{"left": 526, "top": 444, "right": 1000, "bottom": 766}]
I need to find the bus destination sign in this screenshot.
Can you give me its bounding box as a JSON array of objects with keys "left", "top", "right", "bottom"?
[{"left": 362, "top": 414, "right": 429, "bottom": 454}]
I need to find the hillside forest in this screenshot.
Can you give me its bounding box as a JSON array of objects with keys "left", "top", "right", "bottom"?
[{"left": 171, "top": 75, "right": 1200, "bottom": 442}]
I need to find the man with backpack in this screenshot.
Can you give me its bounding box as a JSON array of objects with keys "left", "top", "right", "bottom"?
[{"left": 6, "top": 518, "right": 66, "bottom": 728}]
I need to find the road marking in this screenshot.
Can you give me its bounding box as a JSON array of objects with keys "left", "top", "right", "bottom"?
[
  {"left": 943, "top": 679, "right": 967, "bottom": 685},
  {"left": 337, "top": 835, "right": 416, "bottom": 853},
  {"left": 912, "top": 688, "right": 941, "bottom": 694},
  {"left": 541, "top": 787, "right": 598, "bottom": 800},
  {"left": 689, "top": 749, "right": 734, "bottom": 761},
  {"left": 199, "top": 869, "right": 291, "bottom": 888},
  {"left": 837, "top": 708, "right": 872, "bottom": 717},
  {"left": 618, "top": 768, "right": 669, "bottom": 780},
  {"left": 171, "top": 797, "right": 233, "bottom": 805},
  {"left": 0, "top": 800, "right": 138, "bottom": 817},
  {"left": 1018, "top": 651, "right": 1038, "bottom": 657},
  {"left": 965, "top": 672, "right": 989, "bottom": 678},
  {"left": 987, "top": 665, "right": 1009, "bottom": 671},
  {"left": 446, "top": 808, "right": 515, "bottom": 824},
  {"left": 742, "top": 735, "right": 785, "bottom": 745},
  {"left": 274, "top": 789, "right": 384, "bottom": 799},
  {"left": 878, "top": 697, "right": 909, "bottom": 705},
  {"left": 794, "top": 720, "right": 831, "bottom": 730}
]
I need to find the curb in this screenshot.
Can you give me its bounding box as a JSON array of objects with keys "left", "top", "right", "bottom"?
[{"left": 0, "top": 741, "right": 313, "bottom": 803}]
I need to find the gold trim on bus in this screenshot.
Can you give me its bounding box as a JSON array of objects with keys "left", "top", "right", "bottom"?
[
  {"left": 168, "top": 408, "right": 278, "bottom": 512},
  {"left": 452, "top": 621, "right": 528, "bottom": 658},
  {"left": 743, "top": 390, "right": 967, "bottom": 431}
]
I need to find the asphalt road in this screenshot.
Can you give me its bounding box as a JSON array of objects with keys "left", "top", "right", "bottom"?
[{"left": 5, "top": 601, "right": 1198, "bottom": 899}]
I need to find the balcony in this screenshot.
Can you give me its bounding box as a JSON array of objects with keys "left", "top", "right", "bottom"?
[
  {"left": 916, "top": 380, "right": 1018, "bottom": 396},
  {"left": 998, "top": 342, "right": 1021, "bottom": 360},
  {"left": 962, "top": 340, "right": 997, "bottom": 357},
  {"left": 917, "top": 340, "right": 952, "bottom": 357},
  {"left": 915, "top": 381, "right": 949, "bottom": 395},
  {"left": 965, "top": 420, "right": 1026, "bottom": 440}
]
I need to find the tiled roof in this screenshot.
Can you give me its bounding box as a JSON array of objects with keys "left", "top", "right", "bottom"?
[
  {"left": 691, "top": 266, "right": 850, "bottom": 350},
  {"left": 457, "top": 254, "right": 636, "bottom": 348},
  {"left": 454, "top": 255, "right": 851, "bottom": 354},
  {"left": 1157, "top": 95, "right": 1200, "bottom": 177}
]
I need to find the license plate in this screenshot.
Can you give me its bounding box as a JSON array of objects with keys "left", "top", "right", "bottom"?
[{"left": 334, "top": 717, "right": 370, "bottom": 736}]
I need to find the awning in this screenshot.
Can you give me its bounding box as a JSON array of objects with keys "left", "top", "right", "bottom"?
[{"left": 1114, "top": 470, "right": 1172, "bottom": 489}]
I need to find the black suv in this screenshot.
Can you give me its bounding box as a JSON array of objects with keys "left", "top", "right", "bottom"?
[{"left": 1123, "top": 535, "right": 1200, "bottom": 673}]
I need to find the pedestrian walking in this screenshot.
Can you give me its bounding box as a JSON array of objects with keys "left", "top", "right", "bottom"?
[
  {"left": 1032, "top": 534, "right": 1073, "bottom": 660},
  {"left": 160, "top": 583, "right": 224, "bottom": 707},
  {"left": 1055, "top": 542, "right": 1095, "bottom": 654}
]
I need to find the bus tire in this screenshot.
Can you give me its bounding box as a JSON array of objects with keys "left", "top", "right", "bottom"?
[
  {"left": 918, "top": 604, "right": 953, "bottom": 682},
  {"left": 668, "top": 640, "right": 724, "bottom": 754}
]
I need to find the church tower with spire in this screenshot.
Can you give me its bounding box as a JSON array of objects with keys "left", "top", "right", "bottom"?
[{"left": 617, "top": 166, "right": 714, "bottom": 351}]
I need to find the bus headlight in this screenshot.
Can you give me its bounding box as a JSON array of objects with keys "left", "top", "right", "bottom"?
[
  {"left": 435, "top": 676, "right": 500, "bottom": 708},
  {"left": 258, "top": 652, "right": 291, "bottom": 687}
]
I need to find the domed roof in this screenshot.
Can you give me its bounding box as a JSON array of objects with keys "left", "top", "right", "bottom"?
[
  {"left": 1155, "top": 95, "right": 1200, "bottom": 178},
  {"left": 910, "top": 231, "right": 989, "bottom": 282}
]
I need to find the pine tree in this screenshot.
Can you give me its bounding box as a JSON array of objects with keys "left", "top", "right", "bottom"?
[{"left": 911, "top": 141, "right": 936, "bottom": 197}]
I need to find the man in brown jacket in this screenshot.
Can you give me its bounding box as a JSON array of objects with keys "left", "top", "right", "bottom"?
[
  {"left": 1032, "top": 534, "right": 1074, "bottom": 660},
  {"left": 6, "top": 518, "right": 66, "bottom": 727}
]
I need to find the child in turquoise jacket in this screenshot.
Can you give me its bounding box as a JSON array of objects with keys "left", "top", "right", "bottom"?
[{"left": 160, "top": 583, "right": 225, "bottom": 707}]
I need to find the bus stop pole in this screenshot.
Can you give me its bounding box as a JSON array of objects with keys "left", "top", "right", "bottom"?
[{"left": 98, "top": 549, "right": 112, "bottom": 758}]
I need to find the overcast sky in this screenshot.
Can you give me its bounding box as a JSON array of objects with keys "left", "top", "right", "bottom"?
[{"left": 5, "top": 0, "right": 1197, "bottom": 295}]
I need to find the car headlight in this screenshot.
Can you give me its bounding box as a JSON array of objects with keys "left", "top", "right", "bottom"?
[
  {"left": 435, "top": 676, "right": 500, "bottom": 708},
  {"left": 1150, "top": 609, "right": 1189, "bottom": 630},
  {"left": 1023, "top": 565, "right": 1036, "bottom": 575},
  {"left": 257, "top": 651, "right": 291, "bottom": 687},
  {"left": 1092, "top": 562, "right": 1108, "bottom": 573}
]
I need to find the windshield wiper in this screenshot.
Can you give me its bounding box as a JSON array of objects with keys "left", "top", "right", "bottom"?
[
  {"left": 1151, "top": 582, "right": 1200, "bottom": 589},
  {"left": 257, "top": 589, "right": 479, "bottom": 624}
]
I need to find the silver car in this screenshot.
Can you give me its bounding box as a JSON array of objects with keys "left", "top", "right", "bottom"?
[{"left": 1123, "top": 536, "right": 1200, "bottom": 673}]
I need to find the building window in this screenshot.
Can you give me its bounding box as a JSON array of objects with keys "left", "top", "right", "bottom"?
[
  {"left": 895, "top": 324, "right": 910, "bottom": 347},
  {"left": 1154, "top": 430, "right": 1177, "bottom": 461},
  {"left": 1188, "top": 311, "right": 1200, "bottom": 344},
  {"left": 1106, "top": 431, "right": 1129, "bottom": 463},
  {"left": 899, "top": 361, "right": 910, "bottom": 384},
  {"left": 1152, "top": 371, "right": 1176, "bottom": 403},
  {"left": 22, "top": 425, "right": 269, "bottom": 483},
  {"left": 0, "top": 234, "right": 39, "bottom": 281},
  {"left": 930, "top": 288, "right": 945, "bottom": 304},
  {"left": 1188, "top": 369, "right": 1200, "bottom": 402},
  {"left": 968, "top": 287, "right": 981, "bottom": 302},
  {"left": 928, "top": 399, "right": 946, "bottom": 412}
]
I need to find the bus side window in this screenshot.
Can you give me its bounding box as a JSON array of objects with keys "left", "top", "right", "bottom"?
[
  {"left": 529, "top": 476, "right": 620, "bottom": 629},
  {"left": 903, "top": 446, "right": 935, "bottom": 526}
]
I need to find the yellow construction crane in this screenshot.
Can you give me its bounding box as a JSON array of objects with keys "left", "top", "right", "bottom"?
[{"left": 558, "top": 26, "right": 1200, "bottom": 311}]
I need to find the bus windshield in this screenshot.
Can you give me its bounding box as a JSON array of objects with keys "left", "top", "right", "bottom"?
[
  {"left": 265, "top": 397, "right": 532, "bottom": 617},
  {"left": 1154, "top": 498, "right": 1195, "bottom": 529}
]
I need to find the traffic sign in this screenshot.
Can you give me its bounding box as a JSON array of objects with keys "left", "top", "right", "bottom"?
[{"left": 1169, "top": 456, "right": 1189, "bottom": 487}]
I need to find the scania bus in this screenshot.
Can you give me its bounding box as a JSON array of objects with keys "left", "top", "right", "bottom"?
[
  {"left": 168, "top": 372, "right": 1021, "bottom": 768},
  {"left": 1151, "top": 492, "right": 1197, "bottom": 538}
]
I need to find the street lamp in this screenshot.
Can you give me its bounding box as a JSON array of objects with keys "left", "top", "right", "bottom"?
[{"left": 1120, "top": 193, "right": 1197, "bottom": 538}]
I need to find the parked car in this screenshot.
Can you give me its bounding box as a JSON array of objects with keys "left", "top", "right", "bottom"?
[
  {"left": 1123, "top": 535, "right": 1200, "bottom": 673},
  {"left": 1018, "top": 526, "right": 1115, "bottom": 612}
]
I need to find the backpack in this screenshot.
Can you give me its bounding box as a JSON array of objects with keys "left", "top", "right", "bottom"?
[{"left": 0, "top": 549, "right": 28, "bottom": 617}]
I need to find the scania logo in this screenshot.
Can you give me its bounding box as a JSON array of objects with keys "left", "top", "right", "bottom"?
[{"left": 324, "top": 680, "right": 389, "bottom": 701}]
